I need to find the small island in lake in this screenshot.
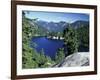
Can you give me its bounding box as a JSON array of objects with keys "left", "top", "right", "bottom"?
[{"left": 22, "top": 11, "right": 89, "bottom": 69}]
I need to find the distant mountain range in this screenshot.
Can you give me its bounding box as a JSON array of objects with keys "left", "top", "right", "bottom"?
[
  {"left": 30, "top": 20, "right": 89, "bottom": 32},
  {"left": 36, "top": 20, "right": 68, "bottom": 32}
]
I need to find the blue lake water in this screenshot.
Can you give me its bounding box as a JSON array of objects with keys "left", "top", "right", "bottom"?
[{"left": 31, "top": 37, "right": 64, "bottom": 59}]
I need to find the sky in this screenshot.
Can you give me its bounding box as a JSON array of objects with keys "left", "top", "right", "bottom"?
[{"left": 23, "top": 11, "right": 89, "bottom": 23}]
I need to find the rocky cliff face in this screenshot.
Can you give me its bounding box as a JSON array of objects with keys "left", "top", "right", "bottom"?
[{"left": 53, "top": 52, "right": 89, "bottom": 67}]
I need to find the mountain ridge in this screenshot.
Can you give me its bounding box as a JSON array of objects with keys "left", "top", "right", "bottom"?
[
  {"left": 35, "top": 20, "right": 89, "bottom": 32},
  {"left": 28, "top": 18, "right": 89, "bottom": 32}
]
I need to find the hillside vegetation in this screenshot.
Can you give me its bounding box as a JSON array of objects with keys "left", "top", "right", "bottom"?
[{"left": 22, "top": 12, "right": 89, "bottom": 68}]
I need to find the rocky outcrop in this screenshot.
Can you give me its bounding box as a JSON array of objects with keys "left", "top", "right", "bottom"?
[{"left": 53, "top": 52, "right": 89, "bottom": 67}]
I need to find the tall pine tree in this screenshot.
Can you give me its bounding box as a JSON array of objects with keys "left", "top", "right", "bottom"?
[{"left": 63, "top": 24, "right": 79, "bottom": 56}]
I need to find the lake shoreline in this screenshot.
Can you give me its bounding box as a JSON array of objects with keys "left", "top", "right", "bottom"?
[
  {"left": 31, "top": 36, "right": 89, "bottom": 60},
  {"left": 31, "top": 36, "right": 64, "bottom": 59},
  {"left": 32, "top": 36, "right": 64, "bottom": 40}
]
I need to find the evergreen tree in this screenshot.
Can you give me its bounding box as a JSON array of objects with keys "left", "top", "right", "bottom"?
[
  {"left": 55, "top": 48, "right": 65, "bottom": 64},
  {"left": 63, "top": 24, "right": 79, "bottom": 55}
]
